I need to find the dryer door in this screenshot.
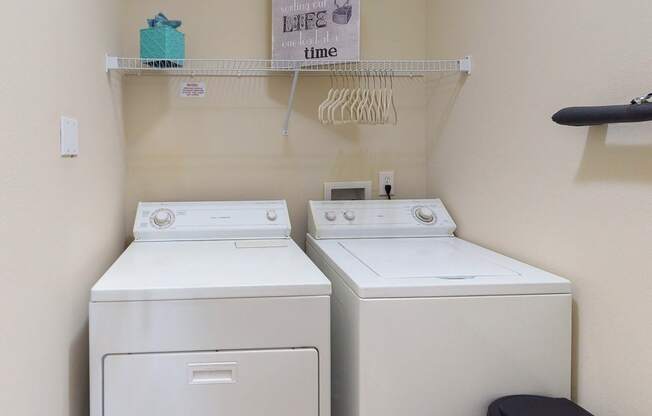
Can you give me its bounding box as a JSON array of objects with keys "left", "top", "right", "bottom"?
[{"left": 104, "top": 349, "right": 318, "bottom": 416}]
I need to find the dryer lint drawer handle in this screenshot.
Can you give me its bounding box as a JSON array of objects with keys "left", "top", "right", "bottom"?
[{"left": 187, "top": 362, "right": 238, "bottom": 385}]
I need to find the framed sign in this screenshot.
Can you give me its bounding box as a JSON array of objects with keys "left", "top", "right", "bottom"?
[{"left": 272, "top": 0, "right": 360, "bottom": 63}]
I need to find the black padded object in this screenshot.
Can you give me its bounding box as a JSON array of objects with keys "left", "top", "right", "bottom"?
[
  {"left": 487, "top": 395, "right": 594, "bottom": 416},
  {"left": 552, "top": 103, "right": 652, "bottom": 126}
]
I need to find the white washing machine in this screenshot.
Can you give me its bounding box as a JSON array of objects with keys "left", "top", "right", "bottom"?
[
  {"left": 90, "top": 201, "right": 331, "bottom": 416},
  {"left": 306, "top": 199, "right": 572, "bottom": 416}
]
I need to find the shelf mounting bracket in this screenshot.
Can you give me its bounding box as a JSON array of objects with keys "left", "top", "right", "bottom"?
[
  {"left": 105, "top": 54, "right": 119, "bottom": 73},
  {"left": 282, "top": 69, "right": 301, "bottom": 136},
  {"left": 459, "top": 56, "right": 472, "bottom": 74}
]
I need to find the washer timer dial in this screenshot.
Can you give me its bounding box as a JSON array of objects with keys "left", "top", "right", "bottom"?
[
  {"left": 150, "top": 209, "right": 175, "bottom": 229},
  {"left": 266, "top": 209, "right": 278, "bottom": 221},
  {"left": 413, "top": 206, "right": 436, "bottom": 224}
]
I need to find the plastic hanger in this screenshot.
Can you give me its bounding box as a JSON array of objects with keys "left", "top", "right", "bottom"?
[
  {"left": 358, "top": 71, "right": 370, "bottom": 123},
  {"left": 340, "top": 71, "right": 358, "bottom": 124},
  {"left": 389, "top": 70, "right": 398, "bottom": 125},
  {"left": 381, "top": 70, "right": 389, "bottom": 123},
  {"left": 319, "top": 71, "right": 336, "bottom": 123},
  {"left": 330, "top": 72, "right": 351, "bottom": 124},
  {"left": 372, "top": 71, "right": 384, "bottom": 124},
  {"left": 325, "top": 70, "right": 344, "bottom": 124},
  {"left": 349, "top": 73, "right": 363, "bottom": 123}
]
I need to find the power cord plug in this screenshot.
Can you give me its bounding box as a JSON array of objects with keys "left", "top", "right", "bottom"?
[{"left": 385, "top": 184, "right": 392, "bottom": 200}]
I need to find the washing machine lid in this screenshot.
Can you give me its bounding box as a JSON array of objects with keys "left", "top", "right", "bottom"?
[
  {"left": 92, "top": 201, "right": 330, "bottom": 302},
  {"left": 309, "top": 236, "right": 571, "bottom": 298},
  {"left": 340, "top": 238, "right": 517, "bottom": 279}
]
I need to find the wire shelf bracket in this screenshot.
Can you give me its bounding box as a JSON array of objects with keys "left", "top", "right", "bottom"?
[
  {"left": 105, "top": 55, "right": 472, "bottom": 135},
  {"left": 282, "top": 69, "right": 301, "bottom": 136}
]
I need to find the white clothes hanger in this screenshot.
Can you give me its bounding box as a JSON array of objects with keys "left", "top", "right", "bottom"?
[
  {"left": 318, "top": 71, "right": 336, "bottom": 123},
  {"left": 317, "top": 67, "right": 399, "bottom": 126}
]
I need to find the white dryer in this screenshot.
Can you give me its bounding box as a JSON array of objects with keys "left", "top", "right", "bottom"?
[
  {"left": 90, "top": 201, "right": 331, "bottom": 416},
  {"left": 306, "top": 199, "right": 571, "bottom": 416}
]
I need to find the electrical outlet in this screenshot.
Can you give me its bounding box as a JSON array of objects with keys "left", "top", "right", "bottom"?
[{"left": 378, "top": 171, "right": 395, "bottom": 196}]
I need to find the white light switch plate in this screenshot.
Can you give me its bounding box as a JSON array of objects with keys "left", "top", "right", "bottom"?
[{"left": 60, "top": 116, "right": 79, "bottom": 157}]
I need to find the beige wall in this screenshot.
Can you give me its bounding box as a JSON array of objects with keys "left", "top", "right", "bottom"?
[
  {"left": 0, "top": 1, "right": 125, "bottom": 415},
  {"left": 121, "top": 0, "right": 430, "bottom": 245},
  {"left": 4, "top": 2, "right": 650, "bottom": 415},
  {"left": 427, "top": 2, "right": 652, "bottom": 415}
]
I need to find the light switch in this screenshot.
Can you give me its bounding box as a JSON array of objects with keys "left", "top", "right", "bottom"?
[{"left": 60, "top": 116, "right": 79, "bottom": 157}]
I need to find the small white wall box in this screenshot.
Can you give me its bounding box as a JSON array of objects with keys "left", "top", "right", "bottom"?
[
  {"left": 324, "top": 181, "right": 372, "bottom": 201},
  {"left": 60, "top": 116, "right": 79, "bottom": 157}
]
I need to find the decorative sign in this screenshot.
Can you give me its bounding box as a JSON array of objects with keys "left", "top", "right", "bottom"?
[
  {"left": 272, "top": 0, "right": 360, "bottom": 63},
  {"left": 179, "top": 81, "right": 207, "bottom": 98}
]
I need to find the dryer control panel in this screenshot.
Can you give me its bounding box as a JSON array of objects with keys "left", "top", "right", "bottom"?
[
  {"left": 134, "top": 201, "right": 291, "bottom": 241},
  {"left": 308, "top": 199, "right": 456, "bottom": 239}
]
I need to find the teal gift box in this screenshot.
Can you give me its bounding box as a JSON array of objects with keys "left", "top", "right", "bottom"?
[{"left": 140, "top": 26, "right": 185, "bottom": 67}]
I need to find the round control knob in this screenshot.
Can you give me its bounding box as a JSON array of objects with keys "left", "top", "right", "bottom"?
[
  {"left": 150, "top": 209, "right": 174, "bottom": 228},
  {"left": 343, "top": 210, "right": 356, "bottom": 221},
  {"left": 266, "top": 209, "right": 278, "bottom": 222},
  {"left": 414, "top": 207, "right": 436, "bottom": 224},
  {"left": 325, "top": 211, "right": 337, "bottom": 222}
]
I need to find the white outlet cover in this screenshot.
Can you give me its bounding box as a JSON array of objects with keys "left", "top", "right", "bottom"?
[
  {"left": 378, "top": 171, "right": 395, "bottom": 196},
  {"left": 60, "top": 116, "right": 79, "bottom": 157}
]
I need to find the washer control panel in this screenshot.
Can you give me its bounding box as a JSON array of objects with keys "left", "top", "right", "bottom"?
[
  {"left": 308, "top": 199, "right": 456, "bottom": 239},
  {"left": 134, "top": 201, "right": 291, "bottom": 241}
]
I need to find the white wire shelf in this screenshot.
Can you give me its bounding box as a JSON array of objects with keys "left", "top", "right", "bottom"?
[
  {"left": 105, "top": 55, "right": 472, "bottom": 77},
  {"left": 106, "top": 55, "right": 471, "bottom": 136}
]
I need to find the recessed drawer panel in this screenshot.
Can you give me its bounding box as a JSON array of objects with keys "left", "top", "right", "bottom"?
[{"left": 104, "top": 349, "right": 318, "bottom": 416}]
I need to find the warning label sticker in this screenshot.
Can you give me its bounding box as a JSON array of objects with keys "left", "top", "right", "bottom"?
[{"left": 179, "top": 82, "right": 207, "bottom": 98}]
